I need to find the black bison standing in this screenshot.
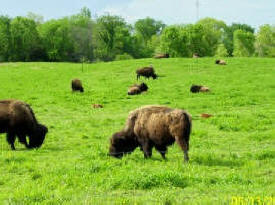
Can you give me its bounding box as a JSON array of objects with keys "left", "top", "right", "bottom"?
[
  {"left": 190, "top": 85, "right": 210, "bottom": 93},
  {"left": 127, "top": 83, "right": 148, "bottom": 95},
  {"left": 0, "top": 100, "right": 48, "bottom": 150},
  {"left": 136, "top": 66, "right": 157, "bottom": 80},
  {"left": 71, "top": 79, "right": 84, "bottom": 92},
  {"left": 109, "top": 105, "right": 192, "bottom": 162}
]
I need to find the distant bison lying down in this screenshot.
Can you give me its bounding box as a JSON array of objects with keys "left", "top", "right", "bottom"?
[
  {"left": 215, "top": 59, "right": 226, "bottom": 65},
  {"left": 109, "top": 105, "right": 192, "bottom": 162},
  {"left": 71, "top": 79, "right": 84, "bottom": 92},
  {"left": 0, "top": 100, "right": 48, "bottom": 150},
  {"left": 128, "top": 83, "right": 148, "bottom": 95},
  {"left": 136, "top": 66, "right": 157, "bottom": 80},
  {"left": 154, "top": 53, "right": 169, "bottom": 59},
  {"left": 190, "top": 85, "right": 210, "bottom": 93}
]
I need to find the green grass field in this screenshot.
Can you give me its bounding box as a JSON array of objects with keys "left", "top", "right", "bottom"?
[{"left": 0, "top": 58, "right": 274, "bottom": 204}]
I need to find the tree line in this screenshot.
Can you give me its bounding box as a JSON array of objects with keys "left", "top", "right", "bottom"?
[{"left": 0, "top": 7, "right": 274, "bottom": 62}]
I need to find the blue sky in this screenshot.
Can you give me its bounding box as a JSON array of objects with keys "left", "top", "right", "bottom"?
[{"left": 0, "top": 0, "right": 274, "bottom": 28}]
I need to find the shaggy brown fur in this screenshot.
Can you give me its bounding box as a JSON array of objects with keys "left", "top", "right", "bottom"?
[
  {"left": 0, "top": 100, "right": 48, "bottom": 150},
  {"left": 71, "top": 79, "right": 84, "bottom": 92},
  {"left": 109, "top": 105, "right": 192, "bottom": 162},
  {"left": 215, "top": 59, "right": 226, "bottom": 65},
  {"left": 190, "top": 85, "right": 210, "bottom": 93},
  {"left": 92, "top": 104, "right": 103, "bottom": 108},
  {"left": 136, "top": 66, "right": 157, "bottom": 80},
  {"left": 154, "top": 53, "right": 169, "bottom": 59},
  {"left": 127, "top": 83, "right": 148, "bottom": 95}
]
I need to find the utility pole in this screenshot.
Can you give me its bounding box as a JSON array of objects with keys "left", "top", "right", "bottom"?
[{"left": 196, "top": 0, "right": 199, "bottom": 21}]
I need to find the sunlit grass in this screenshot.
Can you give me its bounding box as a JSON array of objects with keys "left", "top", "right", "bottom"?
[{"left": 0, "top": 58, "right": 274, "bottom": 204}]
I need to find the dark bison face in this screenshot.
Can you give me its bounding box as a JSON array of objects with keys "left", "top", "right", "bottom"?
[
  {"left": 139, "top": 83, "right": 148, "bottom": 92},
  {"left": 29, "top": 124, "right": 48, "bottom": 148},
  {"left": 109, "top": 131, "right": 137, "bottom": 158},
  {"left": 215, "top": 60, "right": 220, "bottom": 64},
  {"left": 152, "top": 74, "right": 157, "bottom": 79},
  {"left": 80, "top": 87, "right": 84, "bottom": 92}
]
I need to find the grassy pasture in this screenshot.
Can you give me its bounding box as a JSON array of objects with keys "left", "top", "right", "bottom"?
[{"left": 0, "top": 58, "right": 274, "bottom": 204}]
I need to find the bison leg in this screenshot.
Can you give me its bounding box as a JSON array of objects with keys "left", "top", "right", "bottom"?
[
  {"left": 6, "top": 132, "right": 16, "bottom": 150},
  {"left": 175, "top": 136, "right": 189, "bottom": 162},
  {"left": 142, "top": 141, "right": 153, "bottom": 158},
  {"left": 17, "top": 134, "right": 30, "bottom": 149},
  {"left": 155, "top": 145, "right": 167, "bottom": 159}
]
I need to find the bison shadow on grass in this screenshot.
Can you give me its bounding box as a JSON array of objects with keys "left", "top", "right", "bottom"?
[
  {"left": 109, "top": 105, "right": 192, "bottom": 162},
  {"left": 0, "top": 100, "right": 48, "bottom": 150}
]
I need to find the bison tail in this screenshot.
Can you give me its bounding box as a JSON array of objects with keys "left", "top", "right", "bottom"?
[{"left": 183, "top": 112, "right": 192, "bottom": 150}]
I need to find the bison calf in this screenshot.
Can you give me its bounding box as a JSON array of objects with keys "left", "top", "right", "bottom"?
[
  {"left": 71, "top": 79, "right": 84, "bottom": 92},
  {"left": 109, "top": 105, "right": 192, "bottom": 162},
  {"left": 190, "top": 85, "right": 210, "bottom": 93},
  {"left": 136, "top": 66, "right": 157, "bottom": 80},
  {"left": 0, "top": 100, "right": 48, "bottom": 150},
  {"left": 127, "top": 83, "right": 148, "bottom": 95}
]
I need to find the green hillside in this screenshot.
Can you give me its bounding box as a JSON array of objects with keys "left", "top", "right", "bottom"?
[{"left": 0, "top": 58, "right": 274, "bottom": 204}]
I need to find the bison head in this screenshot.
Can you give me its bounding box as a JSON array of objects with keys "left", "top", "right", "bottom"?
[
  {"left": 152, "top": 73, "right": 158, "bottom": 79},
  {"left": 215, "top": 60, "right": 220, "bottom": 64},
  {"left": 139, "top": 83, "right": 148, "bottom": 92},
  {"left": 29, "top": 124, "right": 48, "bottom": 148},
  {"left": 109, "top": 130, "right": 138, "bottom": 158}
]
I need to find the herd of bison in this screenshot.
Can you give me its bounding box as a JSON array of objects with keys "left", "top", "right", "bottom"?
[{"left": 0, "top": 58, "right": 226, "bottom": 162}]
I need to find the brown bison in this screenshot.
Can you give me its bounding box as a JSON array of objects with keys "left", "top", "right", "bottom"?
[
  {"left": 190, "top": 85, "right": 210, "bottom": 93},
  {"left": 193, "top": 53, "right": 200, "bottom": 58},
  {"left": 92, "top": 104, "right": 103, "bottom": 108},
  {"left": 109, "top": 105, "right": 192, "bottom": 162},
  {"left": 0, "top": 100, "right": 48, "bottom": 150},
  {"left": 127, "top": 83, "right": 148, "bottom": 95},
  {"left": 215, "top": 59, "right": 226, "bottom": 65},
  {"left": 154, "top": 53, "right": 169, "bottom": 59},
  {"left": 71, "top": 79, "right": 84, "bottom": 92},
  {"left": 136, "top": 66, "right": 157, "bottom": 80}
]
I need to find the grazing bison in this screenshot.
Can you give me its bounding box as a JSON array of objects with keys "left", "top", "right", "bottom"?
[
  {"left": 154, "top": 53, "right": 169, "bottom": 59},
  {"left": 136, "top": 66, "right": 157, "bottom": 80},
  {"left": 127, "top": 83, "right": 148, "bottom": 95},
  {"left": 71, "top": 79, "right": 84, "bottom": 92},
  {"left": 190, "top": 85, "right": 210, "bottom": 93},
  {"left": 109, "top": 105, "right": 192, "bottom": 162},
  {"left": 215, "top": 59, "right": 226, "bottom": 65},
  {"left": 0, "top": 100, "right": 48, "bottom": 150}
]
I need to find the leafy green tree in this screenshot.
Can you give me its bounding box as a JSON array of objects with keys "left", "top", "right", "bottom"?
[
  {"left": 224, "top": 23, "right": 255, "bottom": 56},
  {"left": 215, "top": 43, "right": 229, "bottom": 57},
  {"left": 0, "top": 16, "right": 11, "bottom": 61},
  {"left": 160, "top": 25, "right": 189, "bottom": 57},
  {"left": 94, "top": 15, "right": 132, "bottom": 61},
  {"left": 255, "top": 24, "right": 275, "bottom": 57},
  {"left": 38, "top": 18, "right": 74, "bottom": 61},
  {"left": 69, "top": 8, "right": 95, "bottom": 62},
  {"left": 26, "top": 12, "right": 44, "bottom": 25},
  {"left": 233, "top": 29, "right": 255, "bottom": 57},
  {"left": 9, "top": 17, "right": 43, "bottom": 61},
  {"left": 134, "top": 17, "right": 165, "bottom": 43},
  {"left": 197, "top": 18, "right": 227, "bottom": 56}
]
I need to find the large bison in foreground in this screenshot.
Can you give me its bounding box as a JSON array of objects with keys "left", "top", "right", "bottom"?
[
  {"left": 0, "top": 100, "right": 48, "bottom": 150},
  {"left": 109, "top": 105, "right": 192, "bottom": 162}
]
